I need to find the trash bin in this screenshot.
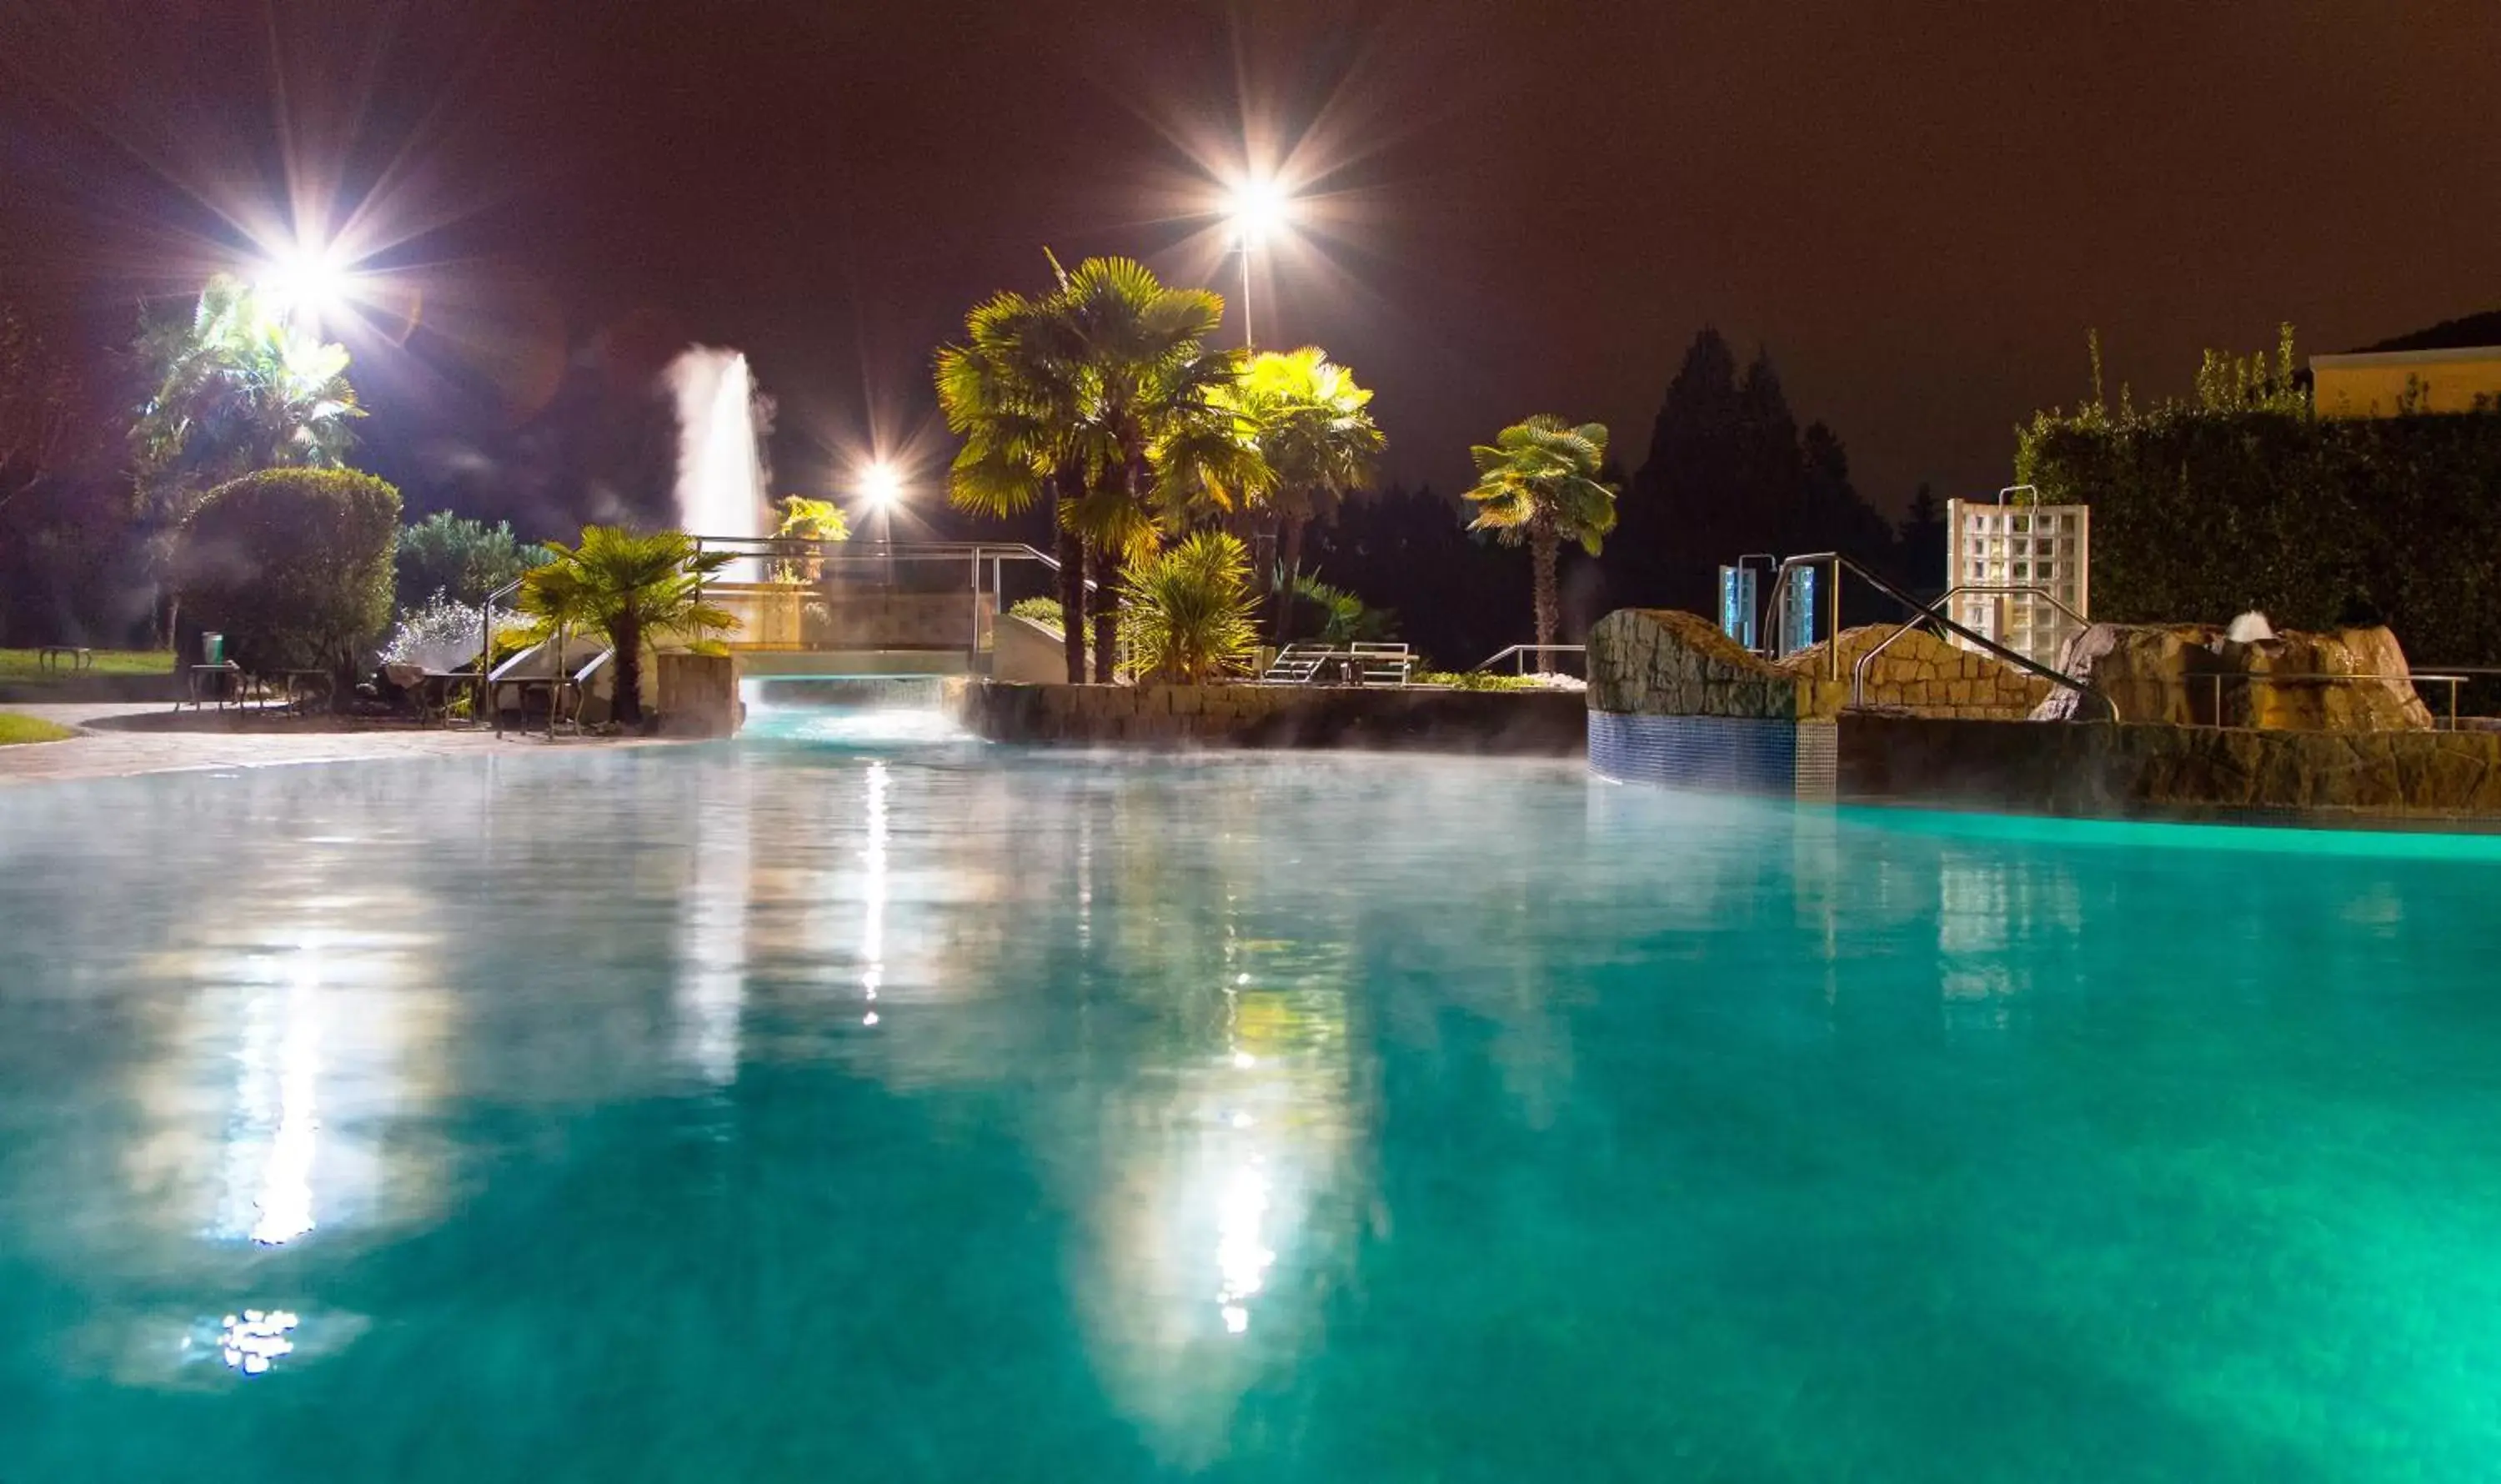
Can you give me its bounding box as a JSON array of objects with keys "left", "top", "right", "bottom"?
[{"left": 202, "top": 632, "right": 225, "bottom": 666}]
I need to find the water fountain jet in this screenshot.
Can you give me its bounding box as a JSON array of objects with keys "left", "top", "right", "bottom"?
[{"left": 668, "top": 347, "right": 770, "bottom": 577}]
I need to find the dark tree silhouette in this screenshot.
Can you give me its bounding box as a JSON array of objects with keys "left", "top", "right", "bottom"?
[
  {"left": 1302, "top": 484, "right": 1532, "bottom": 669},
  {"left": 1602, "top": 329, "right": 1906, "bottom": 622},
  {"left": 1897, "top": 483, "right": 1949, "bottom": 597}
]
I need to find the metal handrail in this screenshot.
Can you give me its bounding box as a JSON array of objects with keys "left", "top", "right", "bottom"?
[
  {"left": 2203, "top": 671, "right": 2469, "bottom": 730},
  {"left": 692, "top": 537, "right": 1055, "bottom": 559},
  {"left": 1849, "top": 584, "right": 2092, "bottom": 709},
  {"left": 1472, "top": 643, "right": 1587, "bottom": 676},
  {"left": 474, "top": 574, "right": 529, "bottom": 732},
  {"left": 684, "top": 534, "right": 1129, "bottom": 675},
  {"left": 1760, "top": 552, "right": 2116, "bottom": 721},
  {"left": 488, "top": 637, "right": 611, "bottom": 735},
  {"left": 691, "top": 534, "right": 1100, "bottom": 586}
]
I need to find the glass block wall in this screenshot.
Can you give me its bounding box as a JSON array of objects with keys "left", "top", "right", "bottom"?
[{"left": 1943, "top": 500, "right": 2090, "bottom": 668}]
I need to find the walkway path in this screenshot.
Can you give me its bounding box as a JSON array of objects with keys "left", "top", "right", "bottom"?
[{"left": 0, "top": 704, "right": 672, "bottom": 786}]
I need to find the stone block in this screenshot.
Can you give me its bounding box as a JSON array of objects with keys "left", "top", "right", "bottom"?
[{"left": 655, "top": 651, "right": 740, "bottom": 738}]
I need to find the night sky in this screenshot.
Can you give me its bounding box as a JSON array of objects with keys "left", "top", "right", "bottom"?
[{"left": 5, "top": 0, "right": 2498, "bottom": 521}]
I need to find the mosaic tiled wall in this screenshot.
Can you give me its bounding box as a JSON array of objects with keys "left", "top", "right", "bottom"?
[{"left": 1589, "top": 712, "right": 1837, "bottom": 801}]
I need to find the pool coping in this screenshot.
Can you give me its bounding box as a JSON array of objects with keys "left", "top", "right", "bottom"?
[{"left": 0, "top": 704, "right": 685, "bottom": 786}]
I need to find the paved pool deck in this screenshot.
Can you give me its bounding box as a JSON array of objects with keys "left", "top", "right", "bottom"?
[{"left": 0, "top": 704, "right": 674, "bottom": 786}]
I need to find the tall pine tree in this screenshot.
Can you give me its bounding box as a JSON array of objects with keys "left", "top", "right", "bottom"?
[
  {"left": 1606, "top": 329, "right": 1904, "bottom": 619},
  {"left": 1897, "top": 482, "right": 1948, "bottom": 595},
  {"left": 1609, "top": 328, "right": 1742, "bottom": 613}
]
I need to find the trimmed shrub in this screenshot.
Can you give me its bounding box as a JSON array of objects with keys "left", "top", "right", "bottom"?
[
  {"left": 2017, "top": 329, "right": 2501, "bottom": 665},
  {"left": 2022, "top": 410, "right": 2501, "bottom": 661},
  {"left": 1008, "top": 595, "right": 1066, "bottom": 633},
  {"left": 1413, "top": 669, "right": 1544, "bottom": 691},
  {"left": 177, "top": 468, "right": 401, "bottom": 677}
]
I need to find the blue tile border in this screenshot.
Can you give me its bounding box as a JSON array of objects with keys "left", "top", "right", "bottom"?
[{"left": 1589, "top": 711, "right": 1837, "bottom": 801}]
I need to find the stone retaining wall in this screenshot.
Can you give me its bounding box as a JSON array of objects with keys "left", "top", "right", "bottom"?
[
  {"left": 961, "top": 682, "right": 1586, "bottom": 755},
  {"left": 655, "top": 652, "right": 739, "bottom": 738},
  {"left": 1839, "top": 713, "right": 2501, "bottom": 820},
  {"left": 1588, "top": 609, "right": 2051, "bottom": 724},
  {"left": 1587, "top": 608, "right": 1845, "bottom": 719},
  {"left": 1775, "top": 627, "right": 2051, "bottom": 719}
]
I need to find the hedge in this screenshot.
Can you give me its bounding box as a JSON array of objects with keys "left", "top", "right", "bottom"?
[
  {"left": 2019, "top": 401, "right": 2501, "bottom": 667},
  {"left": 176, "top": 468, "right": 402, "bottom": 677}
]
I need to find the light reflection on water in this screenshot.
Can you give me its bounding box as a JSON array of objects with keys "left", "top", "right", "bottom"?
[
  {"left": 3, "top": 742, "right": 2501, "bottom": 1478},
  {"left": 860, "top": 759, "right": 887, "bottom": 1027},
  {"left": 221, "top": 948, "right": 323, "bottom": 1246},
  {"left": 674, "top": 760, "right": 749, "bottom": 1088},
  {"left": 215, "top": 1309, "right": 298, "bottom": 1376}
]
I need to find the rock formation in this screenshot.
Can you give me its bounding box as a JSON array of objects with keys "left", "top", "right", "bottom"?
[{"left": 2032, "top": 622, "right": 2433, "bottom": 729}]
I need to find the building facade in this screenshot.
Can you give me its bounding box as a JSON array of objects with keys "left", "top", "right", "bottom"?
[{"left": 2311, "top": 346, "right": 2501, "bottom": 419}]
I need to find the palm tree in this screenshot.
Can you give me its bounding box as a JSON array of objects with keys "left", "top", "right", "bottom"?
[
  {"left": 133, "top": 275, "right": 362, "bottom": 494},
  {"left": 939, "top": 256, "right": 1268, "bottom": 684},
  {"left": 935, "top": 286, "right": 1095, "bottom": 683},
  {"left": 1120, "top": 530, "right": 1260, "bottom": 684},
  {"left": 1461, "top": 417, "right": 1619, "bottom": 658},
  {"left": 132, "top": 274, "right": 364, "bottom": 645},
  {"left": 1048, "top": 256, "right": 1269, "bottom": 682},
  {"left": 519, "top": 526, "right": 736, "bottom": 727},
  {"left": 768, "top": 495, "right": 850, "bottom": 584},
  {"left": 1212, "top": 347, "right": 1385, "bottom": 641}
]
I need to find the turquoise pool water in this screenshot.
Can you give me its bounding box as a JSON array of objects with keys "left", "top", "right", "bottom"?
[{"left": 6, "top": 730, "right": 2501, "bottom": 1480}]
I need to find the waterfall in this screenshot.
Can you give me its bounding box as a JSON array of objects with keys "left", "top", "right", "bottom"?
[{"left": 739, "top": 676, "right": 975, "bottom": 747}]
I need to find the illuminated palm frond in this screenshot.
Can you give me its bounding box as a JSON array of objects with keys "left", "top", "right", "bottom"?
[
  {"left": 1463, "top": 417, "right": 1617, "bottom": 552},
  {"left": 1462, "top": 415, "right": 1620, "bottom": 654},
  {"left": 519, "top": 526, "right": 739, "bottom": 725}
]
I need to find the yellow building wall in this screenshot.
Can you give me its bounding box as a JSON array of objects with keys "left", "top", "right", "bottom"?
[{"left": 2312, "top": 353, "right": 2501, "bottom": 419}]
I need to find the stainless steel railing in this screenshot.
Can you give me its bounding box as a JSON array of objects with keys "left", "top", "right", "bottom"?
[
  {"left": 1471, "top": 644, "right": 1587, "bottom": 677},
  {"left": 688, "top": 536, "right": 1106, "bottom": 662},
  {"left": 1848, "top": 584, "right": 2093, "bottom": 711},
  {"left": 1758, "top": 552, "right": 2116, "bottom": 721},
  {"left": 2202, "top": 671, "right": 2472, "bottom": 730}
]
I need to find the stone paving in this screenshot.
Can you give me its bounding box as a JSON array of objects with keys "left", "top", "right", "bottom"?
[{"left": 0, "top": 704, "right": 671, "bottom": 786}]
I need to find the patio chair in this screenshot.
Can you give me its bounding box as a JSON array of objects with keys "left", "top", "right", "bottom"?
[{"left": 1262, "top": 643, "right": 1339, "bottom": 684}]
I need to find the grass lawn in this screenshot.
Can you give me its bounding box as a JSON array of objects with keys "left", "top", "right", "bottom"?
[
  {"left": 0, "top": 648, "right": 175, "bottom": 684},
  {"left": 0, "top": 713, "right": 78, "bottom": 745}
]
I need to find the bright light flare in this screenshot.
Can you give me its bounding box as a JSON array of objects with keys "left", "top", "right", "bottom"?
[
  {"left": 1225, "top": 175, "right": 1293, "bottom": 246},
  {"left": 255, "top": 240, "right": 354, "bottom": 329},
  {"left": 860, "top": 461, "right": 905, "bottom": 511}
]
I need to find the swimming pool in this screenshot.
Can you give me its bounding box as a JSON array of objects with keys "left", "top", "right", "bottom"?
[{"left": 6, "top": 732, "right": 2500, "bottom": 1479}]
